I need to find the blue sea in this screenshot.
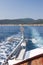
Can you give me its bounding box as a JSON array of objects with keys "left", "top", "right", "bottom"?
[
  {"left": 0, "top": 25, "right": 43, "bottom": 64},
  {"left": 0, "top": 26, "right": 43, "bottom": 41}
]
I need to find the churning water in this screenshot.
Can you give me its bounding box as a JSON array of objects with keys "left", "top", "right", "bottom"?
[{"left": 0, "top": 25, "right": 43, "bottom": 65}]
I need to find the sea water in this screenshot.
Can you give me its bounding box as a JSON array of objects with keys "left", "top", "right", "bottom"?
[{"left": 0, "top": 25, "right": 43, "bottom": 65}]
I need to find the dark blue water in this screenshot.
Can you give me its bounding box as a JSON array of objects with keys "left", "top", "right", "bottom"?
[
  {"left": 0, "top": 26, "right": 20, "bottom": 42},
  {"left": 0, "top": 26, "right": 43, "bottom": 45},
  {"left": 0, "top": 26, "right": 43, "bottom": 40},
  {"left": 0, "top": 26, "right": 43, "bottom": 47}
]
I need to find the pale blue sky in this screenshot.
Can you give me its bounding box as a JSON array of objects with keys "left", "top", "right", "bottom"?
[{"left": 0, "top": 0, "right": 43, "bottom": 19}]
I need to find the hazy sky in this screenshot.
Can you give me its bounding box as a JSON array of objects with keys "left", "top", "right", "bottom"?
[{"left": 0, "top": 0, "right": 43, "bottom": 19}]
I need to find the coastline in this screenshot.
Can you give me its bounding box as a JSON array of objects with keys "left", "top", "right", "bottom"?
[{"left": 0, "top": 24, "right": 43, "bottom": 26}]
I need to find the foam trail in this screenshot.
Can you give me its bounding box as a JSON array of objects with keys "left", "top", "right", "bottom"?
[{"left": 31, "top": 27, "right": 43, "bottom": 48}]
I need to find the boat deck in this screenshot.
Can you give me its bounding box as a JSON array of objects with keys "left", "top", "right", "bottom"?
[
  {"left": 14, "top": 54, "right": 43, "bottom": 65},
  {"left": 8, "top": 48, "right": 43, "bottom": 65},
  {"left": 8, "top": 40, "right": 43, "bottom": 65}
]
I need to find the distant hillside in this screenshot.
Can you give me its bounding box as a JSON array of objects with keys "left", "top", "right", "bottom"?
[{"left": 0, "top": 18, "right": 43, "bottom": 24}]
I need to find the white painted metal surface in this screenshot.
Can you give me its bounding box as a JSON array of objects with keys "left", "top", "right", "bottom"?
[{"left": 8, "top": 48, "right": 43, "bottom": 65}]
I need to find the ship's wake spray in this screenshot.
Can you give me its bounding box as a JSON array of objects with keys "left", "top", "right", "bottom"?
[{"left": 31, "top": 27, "right": 43, "bottom": 48}]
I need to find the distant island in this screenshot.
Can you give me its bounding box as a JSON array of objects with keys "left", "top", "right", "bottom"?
[{"left": 0, "top": 18, "right": 43, "bottom": 24}]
